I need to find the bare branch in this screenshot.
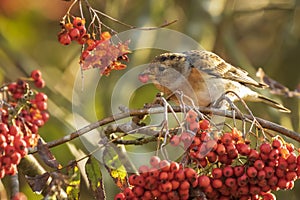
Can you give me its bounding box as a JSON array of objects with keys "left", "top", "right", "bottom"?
[{"left": 29, "top": 105, "right": 299, "bottom": 154}]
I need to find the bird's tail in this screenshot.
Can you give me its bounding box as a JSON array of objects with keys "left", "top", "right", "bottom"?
[{"left": 257, "top": 95, "right": 291, "bottom": 113}]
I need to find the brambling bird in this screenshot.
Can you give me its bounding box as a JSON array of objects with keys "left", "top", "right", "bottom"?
[{"left": 139, "top": 50, "right": 290, "bottom": 112}]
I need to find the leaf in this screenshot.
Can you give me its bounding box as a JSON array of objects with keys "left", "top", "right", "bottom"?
[
  {"left": 102, "top": 145, "right": 130, "bottom": 189},
  {"left": 66, "top": 162, "right": 81, "bottom": 200},
  {"left": 37, "top": 139, "right": 62, "bottom": 169},
  {"left": 26, "top": 172, "right": 50, "bottom": 193},
  {"left": 85, "top": 156, "right": 106, "bottom": 200}
]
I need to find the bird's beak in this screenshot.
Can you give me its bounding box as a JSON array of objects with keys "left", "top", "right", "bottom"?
[
  {"left": 138, "top": 68, "right": 154, "bottom": 83},
  {"left": 138, "top": 72, "right": 149, "bottom": 83}
]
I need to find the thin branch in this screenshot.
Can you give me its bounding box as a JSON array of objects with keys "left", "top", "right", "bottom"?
[{"left": 29, "top": 106, "right": 299, "bottom": 153}]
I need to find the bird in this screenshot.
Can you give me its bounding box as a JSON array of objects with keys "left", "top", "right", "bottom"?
[{"left": 138, "top": 50, "right": 290, "bottom": 113}]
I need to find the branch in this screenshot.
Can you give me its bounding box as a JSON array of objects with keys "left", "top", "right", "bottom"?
[{"left": 29, "top": 106, "right": 299, "bottom": 154}]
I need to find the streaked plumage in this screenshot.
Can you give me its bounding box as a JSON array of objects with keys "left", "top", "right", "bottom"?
[{"left": 139, "top": 50, "right": 290, "bottom": 112}]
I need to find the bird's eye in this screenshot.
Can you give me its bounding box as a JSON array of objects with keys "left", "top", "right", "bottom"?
[
  {"left": 169, "top": 55, "right": 176, "bottom": 60},
  {"left": 158, "top": 66, "right": 166, "bottom": 72},
  {"left": 159, "top": 56, "right": 167, "bottom": 62}
]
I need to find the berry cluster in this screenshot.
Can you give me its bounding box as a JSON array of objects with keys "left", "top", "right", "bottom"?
[
  {"left": 115, "top": 156, "right": 198, "bottom": 200},
  {"left": 0, "top": 70, "right": 49, "bottom": 178},
  {"left": 58, "top": 16, "right": 130, "bottom": 76},
  {"left": 58, "top": 17, "right": 87, "bottom": 46},
  {"left": 168, "top": 110, "right": 300, "bottom": 199}
]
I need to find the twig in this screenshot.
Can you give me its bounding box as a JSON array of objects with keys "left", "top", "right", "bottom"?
[{"left": 29, "top": 106, "right": 300, "bottom": 154}]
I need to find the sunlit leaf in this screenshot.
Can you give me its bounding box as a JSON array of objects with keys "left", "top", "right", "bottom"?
[
  {"left": 102, "top": 145, "right": 130, "bottom": 189},
  {"left": 66, "top": 162, "right": 81, "bottom": 200},
  {"left": 85, "top": 156, "right": 106, "bottom": 199}
]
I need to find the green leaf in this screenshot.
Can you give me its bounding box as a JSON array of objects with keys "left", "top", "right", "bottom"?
[
  {"left": 102, "top": 145, "right": 130, "bottom": 189},
  {"left": 66, "top": 162, "right": 81, "bottom": 200},
  {"left": 85, "top": 156, "right": 106, "bottom": 200}
]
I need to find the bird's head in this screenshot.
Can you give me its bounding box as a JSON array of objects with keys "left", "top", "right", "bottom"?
[{"left": 138, "top": 52, "right": 191, "bottom": 89}]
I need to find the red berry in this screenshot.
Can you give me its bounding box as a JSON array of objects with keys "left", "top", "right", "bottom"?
[
  {"left": 286, "top": 152, "right": 297, "bottom": 164},
  {"left": 5, "top": 145, "right": 15, "bottom": 156},
  {"left": 272, "top": 139, "right": 282, "bottom": 149},
  {"left": 249, "top": 185, "right": 261, "bottom": 195},
  {"left": 72, "top": 17, "right": 85, "bottom": 27},
  {"left": 207, "top": 151, "right": 218, "bottom": 163},
  {"left": 234, "top": 166, "right": 244, "bottom": 177},
  {"left": 212, "top": 168, "right": 223, "bottom": 179},
  {"left": 58, "top": 32, "right": 71, "bottom": 45},
  {"left": 216, "top": 143, "right": 226, "bottom": 155},
  {"left": 261, "top": 192, "right": 276, "bottom": 200},
  {"left": 143, "top": 190, "right": 153, "bottom": 199},
  {"left": 149, "top": 156, "right": 160, "bottom": 167},
  {"left": 247, "top": 166, "right": 257, "bottom": 178},
  {"left": 248, "top": 149, "right": 259, "bottom": 161},
  {"left": 237, "top": 174, "right": 248, "bottom": 187},
  {"left": 257, "top": 170, "right": 266, "bottom": 180},
  {"left": 286, "top": 171, "right": 297, "bottom": 181},
  {"left": 9, "top": 125, "right": 19, "bottom": 136},
  {"left": 221, "top": 132, "right": 232, "bottom": 146},
  {"left": 149, "top": 167, "right": 160, "bottom": 178},
  {"left": 189, "top": 121, "right": 199, "bottom": 132},
  {"left": 198, "top": 175, "right": 210, "bottom": 188},
  {"left": 277, "top": 178, "right": 288, "bottom": 189},
  {"left": 170, "top": 161, "right": 180, "bottom": 172},
  {"left": 0, "top": 123, "right": 9, "bottom": 135},
  {"left": 186, "top": 110, "right": 198, "bottom": 123},
  {"left": 269, "top": 149, "right": 279, "bottom": 160},
  {"left": 254, "top": 159, "right": 265, "bottom": 171},
  {"left": 170, "top": 135, "right": 181, "bottom": 146},
  {"left": 286, "top": 143, "right": 294, "bottom": 152},
  {"left": 180, "top": 180, "right": 190, "bottom": 190},
  {"left": 2, "top": 156, "right": 12, "bottom": 168},
  {"left": 180, "top": 132, "right": 192, "bottom": 145},
  {"left": 212, "top": 179, "right": 222, "bottom": 189},
  {"left": 264, "top": 166, "right": 274, "bottom": 178},
  {"left": 278, "top": 157, "right": 288, "bottom": 170},
  {"left": 223, "top": 166, "right": 234, "bottom": 177},
  {"left": 34, "top": 78, "right": 45, "bottom": 88},
  {"left": 36, "top": 101, "right": 47, "bottom": 111},
  {"left": 114, "top": 192, "right": 125, "bottom": 200},
  {"left": 41, "top": 112, "right": 50, "bottom": 122},
  {"left": 225, "top": 177, "right": 236, "bottom": 187},
  {"left": 199, "top": 119, "right": 210, "bottom": 130},
  {"left": 11, "top": 152, "right": 22, "bottom": 165},
  {"left": 175, "top": 169, "right": 186, "bottom": 182},
  {"left": 132, "top": 186, "right": 144, "bottom": 197},
  {"left": 167, "top": 191, "right": 180, "bottom": 200},
  {"left": 236, "top": 143, "right": 251, "bottom": 156},
  {"left": 159, "top": 160, "right": 170, "bottom": 171},
  {"left": 14, "top": 139, "right": 27, "bottom": 152},
  {"left": 237, "top": 186, "right": 249, "bottom": 196},
  {"left": 31, "top": 70, "right": 42, "bottom": 81},
  {"left": 35, "top": 92, "right": 48, "bottom": 102},
  {"left": 205, "top": 139, "right": 217, "bottom": 151},
  {"left": 218, "top": 154, "right": 232, "bottom": 165},
  {"left": 69, "top": 28, "right": 80, "bottom": 40},
  {"left": 159, "top": 181, "right": 173, "bottom": 193},
  {"left": 159, "top": 171, "right": 169, "bottom": 181},
  {"left": 260, "top": 143, "right": 272, "bottom": 154},
  {"left": 275, "top": 168, "right": 285, "bottom": 178},
  {"left": 171, "top": 180, "right": 180, "bottom": 190}
]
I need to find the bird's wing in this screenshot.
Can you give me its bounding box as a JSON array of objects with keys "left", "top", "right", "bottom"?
[{"left": 184, "top": 50, "right": 265, "bottom": 88}]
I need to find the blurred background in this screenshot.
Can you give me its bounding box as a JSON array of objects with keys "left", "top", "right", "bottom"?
[{"left": 0, "top": 0, "right": 299, "bottom": 199}]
